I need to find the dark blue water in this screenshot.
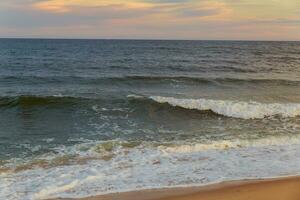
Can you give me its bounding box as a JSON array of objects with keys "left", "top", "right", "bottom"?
[{"left": 1, "top": 39, "right": 300, "bottom": 199}]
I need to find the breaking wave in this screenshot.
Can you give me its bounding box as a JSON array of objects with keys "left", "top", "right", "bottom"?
[{"left": 148, "top": 96, "right": 300, "bottom": 119}]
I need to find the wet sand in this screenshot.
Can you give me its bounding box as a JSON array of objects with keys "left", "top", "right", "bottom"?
[{"left": 56, "top": 176, "right": 300, "bottom": 200}]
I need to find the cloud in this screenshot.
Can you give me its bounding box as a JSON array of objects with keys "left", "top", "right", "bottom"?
[
  {"left": 0, "top": 0, "right": 300, "bottom": 40},
  {"left": 30, "top": 0, "right": 228, "bottom": 18},
  {"left": 31, "top": 0, "right": 151, "bottom": 13}
]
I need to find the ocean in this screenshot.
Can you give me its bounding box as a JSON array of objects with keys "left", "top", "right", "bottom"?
[{"left": 1, "top": 39, "right": 300, "bottom": 199}]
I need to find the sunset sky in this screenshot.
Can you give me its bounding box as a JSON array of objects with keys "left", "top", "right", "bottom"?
[{"left": 1, "top": 0, "right": 300, "bottom": 40}]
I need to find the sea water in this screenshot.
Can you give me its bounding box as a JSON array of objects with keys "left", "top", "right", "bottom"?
[{"left": 1, "top": 39, "right": 300, "bottom": 199}]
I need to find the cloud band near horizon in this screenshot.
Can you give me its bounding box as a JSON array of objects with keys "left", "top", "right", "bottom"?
[{"left": 1, "top": 0, "right": 300, "bottom": 40}]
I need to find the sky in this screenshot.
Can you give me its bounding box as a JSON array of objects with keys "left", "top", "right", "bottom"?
[{"left": 1, "top": 0, "right": 300, "bottom": 40}]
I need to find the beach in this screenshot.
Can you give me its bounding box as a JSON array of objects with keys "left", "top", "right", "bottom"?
[
  {"left": 75, "top": 177, "right": 300, "bottom": 200},
  {"left": 2, "top": 0, "right": 300, "bottom": 199}
]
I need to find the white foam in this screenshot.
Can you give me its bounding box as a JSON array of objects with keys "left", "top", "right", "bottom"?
[
  {"left": 127, "top": 94, "right": 144, "bottom": 99},
  {"left": 2, "top": 126, "right": 300, "bottom": 199},
  {"left": 34, "top": 180, "right": 80, "bottom": 199},
  {"left": 150, "top": 96, "right": 300, "bottom": 119},
  {"left": 159, "top": 135, "right": 300, "bottom": 153},
  {"left": 2, "top": 141, "right": 300, "bottom": 200}
]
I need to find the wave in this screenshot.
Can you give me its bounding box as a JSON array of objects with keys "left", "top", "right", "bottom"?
[
  {"left": 3, "top": 134, "right": 300, "bottom": 174},
  {"left": 3, "top": 136, "right": 300, "bottom": 200},
  {"left": 0, "top": 95, "right": 85, "bottom": 108},
  {"left": 119, "top": 76, "right": 300, "bottom": 85},
  {"left": 159, "top": 135, "right": 300, "bottom": 153},
  {"left": 147, "top": 96, "right": 300, "bottom": 119},
  {"left": 4, "top": 94, "right": 300, "bottom": 120},
  {"left": 1, "top": 75, "right": 300, "bottom": 86}
]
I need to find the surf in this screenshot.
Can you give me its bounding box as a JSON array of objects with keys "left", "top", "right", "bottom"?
[{"left": 148, "top": 96, "right": 300, "bottom": 119}]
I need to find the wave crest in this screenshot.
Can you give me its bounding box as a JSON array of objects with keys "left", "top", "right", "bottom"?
[{"left": 149, "top": 96, "right": 300, "bottom": 119}]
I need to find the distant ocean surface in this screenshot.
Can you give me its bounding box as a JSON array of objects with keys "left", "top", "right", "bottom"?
[{"left": 1, "top": 39, "right": 300, "bottom": 199}]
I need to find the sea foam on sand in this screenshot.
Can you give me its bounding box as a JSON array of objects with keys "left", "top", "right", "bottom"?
[{"left": 1, "top": 139, "right": 300, "bottom": 200}]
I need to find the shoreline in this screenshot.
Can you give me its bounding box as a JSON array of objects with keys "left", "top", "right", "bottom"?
[{"left": 53, "top": 175, "right": 300, "bottom": 200}]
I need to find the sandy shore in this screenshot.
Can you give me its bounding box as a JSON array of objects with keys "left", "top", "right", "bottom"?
[{"left": 56, "top": 176, "right": 300, "bottom": 200}]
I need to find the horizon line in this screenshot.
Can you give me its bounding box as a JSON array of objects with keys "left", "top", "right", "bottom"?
[{"left": 0, "top": 37, "right": 299, "bottom": 42}]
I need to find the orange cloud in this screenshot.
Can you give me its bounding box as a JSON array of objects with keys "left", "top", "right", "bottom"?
[
  {"left": 32, "top": 0, "right": 154, "bottom": 13},
  {"left": 191, "top": 1, "right": 232, "bottom": 20},
  {"left": 32, "top": 0, "right": 232, "bottom": 22},
  {"left": 33, "top": 0, "right": 70, "bottom": 13},
  {"left": 3, "top": 0, "right": 299, "bottom": 40}
]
